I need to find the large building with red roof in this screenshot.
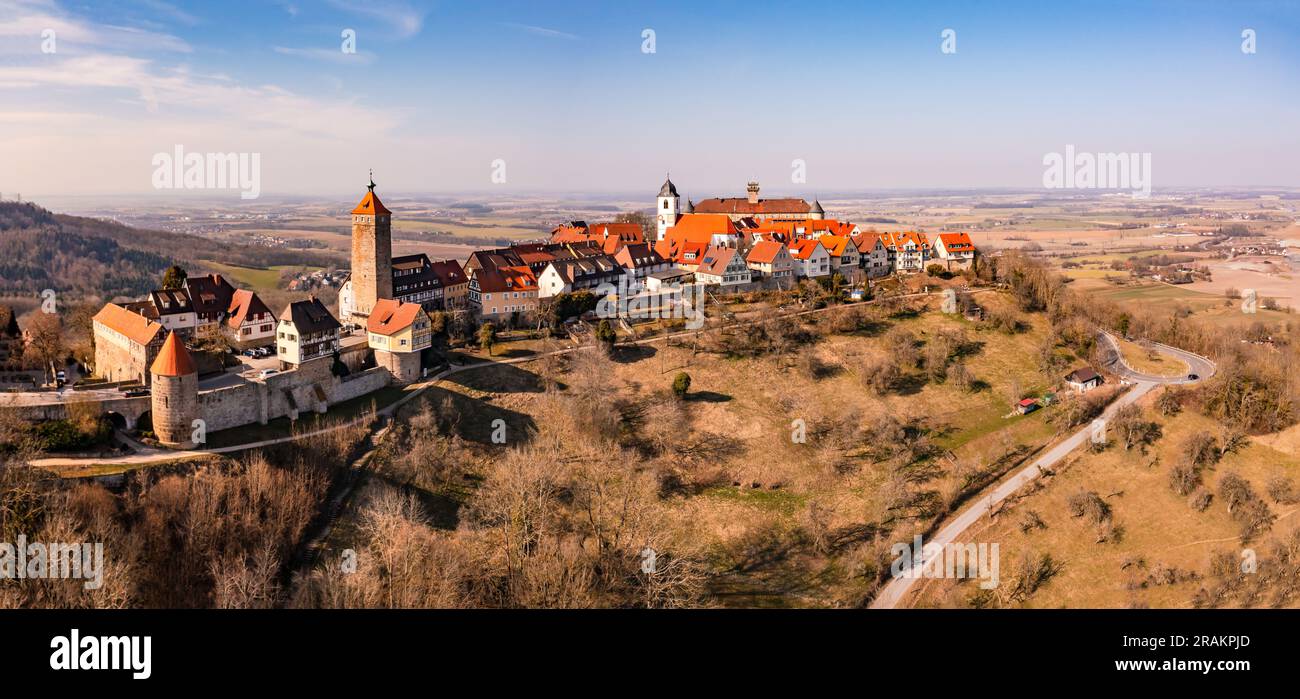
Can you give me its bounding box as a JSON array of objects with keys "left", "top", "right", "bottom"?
[
  {"left": 655, "top": 176, "right": 824, "bottom": 241},
  {"left": 92, "top": 302, "right": 166, "bottom": 385}
]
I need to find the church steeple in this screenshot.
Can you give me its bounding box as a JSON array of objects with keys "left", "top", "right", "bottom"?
[{"left": 656, "top": 173, "right": 681, "bottom": 242}]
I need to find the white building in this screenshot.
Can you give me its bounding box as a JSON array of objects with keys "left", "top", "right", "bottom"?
[
  {"left": 788, "top": 239, "right": 830, "bottom": 278},
  {"left": 694, "top": 246, "right": 751, "bottom": 287}
]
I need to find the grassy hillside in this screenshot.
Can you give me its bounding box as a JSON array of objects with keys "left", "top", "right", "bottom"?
[
  {"left": 295, "top": 293, "right": 1106, "bottom": 608},
  {"left": 0, "top": 201, "right": 335, "bottom": 301}
]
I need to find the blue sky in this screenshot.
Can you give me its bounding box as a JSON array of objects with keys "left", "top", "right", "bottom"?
[{"left": 1, "top": 0, "right": 1298, "bottom": 198}]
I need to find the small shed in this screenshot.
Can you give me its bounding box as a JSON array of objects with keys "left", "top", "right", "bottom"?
[
  {"left": 1065, "top": 367, "right": 1102, "bottom": 393},
  {"left": 1016, "top": 398, "right": 1039, "bottom": 415}
]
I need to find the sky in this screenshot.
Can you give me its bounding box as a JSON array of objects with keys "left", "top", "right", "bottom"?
[{"left": 0, "top": 0, "right": 1298, "bottom": 200}]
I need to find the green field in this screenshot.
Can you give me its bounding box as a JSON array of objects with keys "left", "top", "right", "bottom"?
[{"left": 200, "top": 261, "right": 322, "bottom": 292}]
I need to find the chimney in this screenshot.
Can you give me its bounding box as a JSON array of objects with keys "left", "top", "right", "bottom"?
[{"left": 746, "top": 181, "right": 760, "bottom": 205}]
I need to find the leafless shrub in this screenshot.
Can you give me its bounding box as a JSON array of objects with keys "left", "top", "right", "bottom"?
[
  {"left": 1265, "top": 476, "right": 1298, "bottom": 504},
  {"left": 1019, "top": 510, "right": 1047, "bottom": 534},
  {"left": 1188, "top": 487, "right": 1213, "bottom": 512}
]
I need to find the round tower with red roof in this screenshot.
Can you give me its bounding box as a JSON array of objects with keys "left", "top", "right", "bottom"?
[{"left": 149, "top": 330, "right": 199, "bottom": 448}]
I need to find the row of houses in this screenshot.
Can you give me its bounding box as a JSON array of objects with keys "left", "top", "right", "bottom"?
[
  {"left": 650, "top": 212, "right": 977, "bottom": 290},
  {"left": 94, "top": 286, "right": 437, "bottom": 386},
  {"left": 454, "top": 215, "right": 979, "bottom": 321},
  {"left": 99, "top": 274, "right": 279, "bottom": 354}
]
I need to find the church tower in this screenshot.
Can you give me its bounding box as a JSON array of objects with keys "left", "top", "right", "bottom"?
[
  {"left": 349, "top": 172, "right": 393, "bottom": 322},
  {"left": 150, "top": 331, "right": 198, "bottom": 448},
  {"left": 656, "top": 175, "right": 680, "bottom": 241}
]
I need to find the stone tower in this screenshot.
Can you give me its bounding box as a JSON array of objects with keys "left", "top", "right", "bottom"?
[
  {"left": 149, "top": 330, "right": 198, "bottom": 448},
  {"left": 656, "top": 175, "right": 679, "bottom": 241},
  {"left": 349, "top": 172, "right": 393, "bottom": 322},
  {"left": 746, "top": 180, "right": 760, "bottom": 204},
  {"left": 810, "top": 198, "right": 825, "bottom": 220}
]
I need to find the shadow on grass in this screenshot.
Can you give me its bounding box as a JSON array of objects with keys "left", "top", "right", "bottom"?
[
  {"left": 411, "top": 384, "right": 537, "bottom": 446},
  {"left": 445, "top": 361, "right": 547, "bottom": 394},
  {"left": 687, "top": 390, "right": 732, "bottom": 403},
  {"left": 611, "top": 344, "right": 657, "bottom": 364}
]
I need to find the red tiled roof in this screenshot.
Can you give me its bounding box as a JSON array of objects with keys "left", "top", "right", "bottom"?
[
  {"left": 880, "top": 231, "right": 931, "bottom": 250},
  {"left": 150, "top": 331, "right": 195, "bottom": 377},
  {"left": 428, "top": 259, "right": 466, "bottom": 287},
  {"left": 937, "top": 232, "right": 975, "bottom": 251},
  {"left": 664, "top": 213, "right": 738, "bottom": 242},
  {"left": 693, "top": 198, "right": 810, "bottom": 215},
  {"left": 93, "top": 303, "right": 162, "bottom": 346},
  {"left": 787, "top": 239, "right": 824, "bottom": 261},
  {"left": 745, "top": 240, "right": 787, "bottom": 264},
  {"left": 850, "top": 232, "right": 886, "bottom": 252},
  {"left": 819, "top": 234, "right": 853, "bottom": 257},
  {"left": 613, "top": 243, "right": 664, "bottom": 270},
  {"left": 351, "top": 190, "right": 391, "bottom": 216},
  {"left": 474, "top": 265, "right": 538, "bottom": 293},
  {"left": 760, "top": 219, "right": 845, "bottom": 236},
  {"left": 367, "top": 298, "right": 424, "bottom": 335},
  {"left": 226, "top": 289, "right": 271, "bottom": 329},
  {"left": 696, "top": 246, "right": 738, "bottom": 277}
]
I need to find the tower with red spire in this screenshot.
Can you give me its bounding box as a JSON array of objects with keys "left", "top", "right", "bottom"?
[{"left": 348, "top": 171, "right": 393, "bottom": 322}]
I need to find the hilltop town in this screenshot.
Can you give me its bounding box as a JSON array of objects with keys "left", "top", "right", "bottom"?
[
  {"left": 3, "top": 182, "right": 1297, "bottom": 616},
  {"left": 1, "top": 176, "right": 979, "bottom": 450}
]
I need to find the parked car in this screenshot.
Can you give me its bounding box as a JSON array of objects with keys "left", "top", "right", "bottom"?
[
  {"left": 258, "top": 368, "right": 279, "bottom": 379},
  {"left": 242, "top": 349, "right": 257, "bottom": 357},
  {"left": 1187, "top": 373, "right": 1199, "bottom": 381}
]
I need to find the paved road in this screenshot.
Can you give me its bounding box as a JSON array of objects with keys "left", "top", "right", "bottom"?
[
  {"left": 1096, "top": 331, "right": 1216, "bottom": 385},
  {"left": 869, "top": 332, "right": 1214, "bottom": 609}
]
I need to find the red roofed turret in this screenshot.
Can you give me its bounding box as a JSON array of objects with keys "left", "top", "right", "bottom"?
[{"left": 150, "top": 330, "right": 196, "bottom": 377}]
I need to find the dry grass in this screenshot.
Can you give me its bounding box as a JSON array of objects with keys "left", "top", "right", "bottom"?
[
  {"left": 912, "top": 398, "right": 1300, "bottom": 609},
  {"left": 1114, "top": 336, "right": 1189, "bottom": 377},
  {"left": 364, "top": 296, "right": 1076, "bottom": 606}
]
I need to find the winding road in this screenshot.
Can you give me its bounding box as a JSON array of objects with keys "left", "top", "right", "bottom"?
[{"left": 869, "top": 331, "right": 1215, "bottom": 609}]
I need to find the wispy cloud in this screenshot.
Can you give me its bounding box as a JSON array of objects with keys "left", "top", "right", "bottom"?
[
  {"left": 325, "top": 0, "right": 425, "bottom": 39},
  {"left": 133, "top": 0, "right": 200, "bottom": 27},
  {"left": 0, "top": 54, "right": 397, "bottom": 137},
  {"left": 274, "top": 45, "right": 376, "bottom": 65},
  {"left": 0, "top": 0, "right": 191, "bottom": 54},
  {"left": 0, "top": 1, "right": 397, "bottom": 140},
  {"left": 504, "top": 22, "right": 578, "bottom": 40}
]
